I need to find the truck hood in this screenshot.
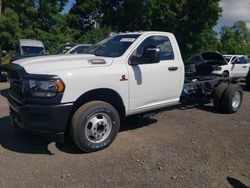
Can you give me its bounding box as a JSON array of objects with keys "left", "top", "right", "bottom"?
[{"left": 12, "top": 54, "right": 114, "bottom": 74}]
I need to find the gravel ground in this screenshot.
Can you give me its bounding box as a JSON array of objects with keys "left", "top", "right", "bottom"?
[{"left": 0, "top": 82, "right": 249, "bottom": 188}]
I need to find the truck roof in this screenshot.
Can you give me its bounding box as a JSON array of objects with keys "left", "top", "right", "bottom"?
[
  {"left": 115, "top": 31, "right": 173, "bottom": 36},
  {"left": 223, "top": 55, "right": 247, "bottom": 58},
  {"left": 19, "top": 39, "right": 44, "bottom": 47}
]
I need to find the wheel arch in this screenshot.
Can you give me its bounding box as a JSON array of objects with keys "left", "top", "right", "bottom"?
[
  {"left": 223, "top": 70, "right": 230, "bottom": 77},
  {"left": 71, "top": 88, "right": 126, "bottom": 120}
]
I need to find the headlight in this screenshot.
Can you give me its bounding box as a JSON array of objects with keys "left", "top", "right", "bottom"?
[{"left": 27, "top": 79, "right": 65, "bottom": 98}]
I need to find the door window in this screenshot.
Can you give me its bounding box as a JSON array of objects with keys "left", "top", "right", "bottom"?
[{"left": 134, "top": 36, "right": 174, "bottom": 61}]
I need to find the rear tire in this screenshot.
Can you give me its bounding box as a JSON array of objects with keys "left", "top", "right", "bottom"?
[
  {"left": 213, "top": 83, "right": 229, "bottom": 110},
  {"left": 221, "top": 84, "right": 243, "bottom": 114},
  {"left": 71, "top": 101, "right": 120, "bottom": 152}
]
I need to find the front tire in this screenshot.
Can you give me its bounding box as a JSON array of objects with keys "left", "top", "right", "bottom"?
[
  {"left": 71, "top": 101, "right": 120, "bottom": 152},
  {"left": 221, "top": 85, "right": 243, "bottom": 114}
]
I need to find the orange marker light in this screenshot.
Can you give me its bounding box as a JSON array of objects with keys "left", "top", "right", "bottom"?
[{"left": 56, "top": 79, "right": 65, "bottom": 93}]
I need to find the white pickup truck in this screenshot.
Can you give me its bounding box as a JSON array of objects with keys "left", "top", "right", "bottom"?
[
  {"left": 212, "top": 54, "right": 250, "bottom": 83},
  {"left": 6, "top": 32, "right": 244, "bottom": 152}
]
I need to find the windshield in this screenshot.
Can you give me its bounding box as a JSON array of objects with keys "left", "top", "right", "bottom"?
[
  {"left": 21, "top": 46, "right": 45, "bottom": 55},
  {"left": 85, "top": 34, "right": 141, "bottom": 57}
]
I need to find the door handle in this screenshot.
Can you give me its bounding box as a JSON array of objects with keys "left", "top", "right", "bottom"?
[
  {"left": 242, "top": 66, "right": 247, "bottom": 68},
  {"left": 168, "top": 67, "right": 178, "bottom": 71}
]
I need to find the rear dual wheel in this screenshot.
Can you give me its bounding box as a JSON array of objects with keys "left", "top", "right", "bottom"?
[{"left": 213, "top": 84, "right": 243, "bottom": 114}]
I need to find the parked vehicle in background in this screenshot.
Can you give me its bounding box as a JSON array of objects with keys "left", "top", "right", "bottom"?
[
  {"left": 6, "top": 32, "right": 244, "bottom": 152},
  {"left": 213, "top": 54, "right": 250, "bottom": 89},
  {"left": 0, "top": 68, "right": 8, "bottom": 82},
  {"left": 0, "top": 50, "right": 6, "bottom": 58},
  {"left": 212, "top": 54, "right": 249, "bottom": 79},
  {"left": 224, "top": 55, "right": 248, "bottom": 64},
  {"left": 55, "top": 44, "right": 92, "bottom": 55},
  {"left": 0, "top": 50, "right": 8, "bottom": 82},
  {"left": 18, "top": 39, "right": 46, "bottom": 56},
  {"left": 185, "top": 52, "right": 250, "bottom": 89},
  {"left": 55, "top": 44, "right": 74, "bottom": 54},
  {"left": 185, "top": 52, "right": 228, "bottom": 76},
  {"left": 10, "top": 39, "right": 46, "bottom": 62},
  {"left": 65, "top": 44, "right": 92, "bottom": 54}
]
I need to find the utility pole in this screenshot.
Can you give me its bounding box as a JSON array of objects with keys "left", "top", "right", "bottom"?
[{"left": 0, "top": 0, "right": 2, "bottom": 16}]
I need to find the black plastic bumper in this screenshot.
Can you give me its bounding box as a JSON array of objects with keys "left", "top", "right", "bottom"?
[{"left": 8, "top": 96, "right": 73, "bottom": 143}]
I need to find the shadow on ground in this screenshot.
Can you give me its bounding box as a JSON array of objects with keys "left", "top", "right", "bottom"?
[
  {"left": 0, "top": 98, "right": 230, "bottom": 155},
  {"left": 227, "top": 177, "right": 249, "bottom": 188},
  {"left": 0, "top": 115, "right": 158, "bottom": 155},
  {"left": 241, "top": 85, "right": 250, "bottom": 92},
  {"left": 0, "top": 116, "right": 54, "bottom": 155}
]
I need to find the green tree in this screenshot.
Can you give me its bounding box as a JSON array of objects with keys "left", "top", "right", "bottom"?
[
  {"left": 69, "top": 0, "right": 222, "bottom": 58},
  {"left": 0, "top": 8, "right": 21, "bottom": 50},
  {"left": 220, "top": 21, "right": 250, "bottom": 55},
  {"left": 69, "top": 0, "right": 102, "bottom": 33},
  {"left": 1, "top": 0, "right": 73, "bottom": 53},
  {"left": 78, "top": 27, "right": 112, "bottom": 44}
]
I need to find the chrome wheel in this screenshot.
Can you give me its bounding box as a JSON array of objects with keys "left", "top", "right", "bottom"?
[
  {"left": 232, "top": 90, "right": 241, "bottom": 110},
  {"left": 85, "top": 113, "right": 112, "bottom": 143}
]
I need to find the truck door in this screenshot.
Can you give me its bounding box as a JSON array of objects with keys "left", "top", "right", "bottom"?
[
  {"left": 238, "top": 56, "right": 249, "bottom": 77},
  {"left": 127, "top": 35, "right": 184, "bottom": 114},
  {"left": 231, "top": 57, "right": 248, "bottom": 78}
]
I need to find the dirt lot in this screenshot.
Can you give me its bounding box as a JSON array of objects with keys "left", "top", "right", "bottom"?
[{"left": 0, "top": 82, "right": 249, "bottom": 188}]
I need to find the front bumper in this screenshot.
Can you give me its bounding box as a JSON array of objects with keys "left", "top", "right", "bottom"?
[{"left": 8, "top": 96, "right": 73, "bottom": 143}]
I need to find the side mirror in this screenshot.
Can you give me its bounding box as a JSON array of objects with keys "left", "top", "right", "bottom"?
[
  {"left": 142, "top": 46, "right": 161, "bottom": 63},
  {"left": 129, "top": 46, "right": 161, "bottom": 66}
]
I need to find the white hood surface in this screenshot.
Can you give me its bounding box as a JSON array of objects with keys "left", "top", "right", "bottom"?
[{"left": 12, "top": 54, "right": 114, "bottom": 74}]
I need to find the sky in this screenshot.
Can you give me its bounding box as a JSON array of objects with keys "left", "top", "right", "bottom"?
[
  {"left": 62, "top": 0, "right": 75, "bottom": 14},
  {"left": 218, "top": 0, "right": 250, "bottom": 30},
  {"left": 62, "top": 0, "right": 250, "bottom": 31}
]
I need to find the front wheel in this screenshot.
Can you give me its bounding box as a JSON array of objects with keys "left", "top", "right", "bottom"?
[{"left": 71, "top": 101, "right": 120, "bottom": 152}]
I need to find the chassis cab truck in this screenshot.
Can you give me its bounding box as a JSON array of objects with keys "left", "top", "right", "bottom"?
[{"left": 6, "top": 32, "right": 243, "bottom": 152}]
